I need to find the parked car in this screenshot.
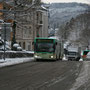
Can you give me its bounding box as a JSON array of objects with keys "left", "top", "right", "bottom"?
[
  {"left": 17, "top": 46, "right": 22, "bottom": 51},
  {"left": 0, "top": 39, "right": 11, "bottom": 51},
  {"left": 13, "top": 43, "right": 22, "bottom": 51},
  {"left": 0, "top": 19, "right": 4, "bottom": 23}
]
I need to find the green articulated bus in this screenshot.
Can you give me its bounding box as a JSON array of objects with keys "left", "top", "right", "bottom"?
[{"left": 34, "top": 37, "right": 64, "bottom": 61}]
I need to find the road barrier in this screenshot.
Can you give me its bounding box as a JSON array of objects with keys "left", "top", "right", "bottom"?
[{"left": 0, "top": 51, "right": 34, "bottom": 59}]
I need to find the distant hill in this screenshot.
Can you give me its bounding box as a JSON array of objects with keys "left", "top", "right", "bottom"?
[{"left": 49, "top": 3, "right": 90, "bottom": 29}]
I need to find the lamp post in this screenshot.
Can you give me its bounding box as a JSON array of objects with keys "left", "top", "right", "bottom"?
[
  {"left": 3, "top": 22, "right": 6, "bottom": 60},
  {"left": 11, "top": 21, "right": 16, "bottom": 50},
  {"left": 11, "top": 0, "right": 17, "bottom": 50}
]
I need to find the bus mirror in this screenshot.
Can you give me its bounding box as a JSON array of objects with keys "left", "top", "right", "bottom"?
[
  {"left": 53, "top": 43, "right": 56, "bottom": 50},
  {"left": 56, "top": 42, "right": 57, "bottom": 45}
]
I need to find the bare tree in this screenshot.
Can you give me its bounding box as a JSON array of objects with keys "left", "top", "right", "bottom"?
[{"left": 58, "top": 10, "right": 90, "bottom": 47}]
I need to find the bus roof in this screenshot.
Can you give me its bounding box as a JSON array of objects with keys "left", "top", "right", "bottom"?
[
  {"left": 83, "top": 50, "right": 90, "bottom": 52},
  {"left": 34, "top": 37, "right": 57, "bottom": 40},
  {"left": 34, "top": 37, "right": 58, "bottom": 43}
]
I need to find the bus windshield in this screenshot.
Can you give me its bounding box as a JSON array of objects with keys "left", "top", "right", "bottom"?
[{"left": 36, "top": 43, "right": 54, "bottom": 52}]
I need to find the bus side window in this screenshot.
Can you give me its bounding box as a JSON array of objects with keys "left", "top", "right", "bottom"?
[{"left": 53, "top": 42, "right": 57, "bottom": 50}]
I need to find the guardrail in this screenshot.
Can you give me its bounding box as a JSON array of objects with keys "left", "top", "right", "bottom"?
[{"left": 0, "top": 51, "right": 34, "bottom": 59}]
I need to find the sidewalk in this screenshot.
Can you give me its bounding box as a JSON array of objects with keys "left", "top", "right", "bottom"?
[{"left": 0, "top": 57, "right": 34, "bottom": 68}]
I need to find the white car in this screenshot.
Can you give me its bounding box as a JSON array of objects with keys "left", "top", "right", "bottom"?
[{"left": 13, "top": 43, "right": 22, "bottom": 51}]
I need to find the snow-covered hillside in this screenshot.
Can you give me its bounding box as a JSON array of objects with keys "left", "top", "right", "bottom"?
[{"left": 49, "top": 3, "right": 89, "bottom": 28}]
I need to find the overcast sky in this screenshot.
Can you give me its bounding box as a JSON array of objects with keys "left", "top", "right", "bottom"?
[{"left": 42, "top": 0, "right": 90, "bottom": 4}]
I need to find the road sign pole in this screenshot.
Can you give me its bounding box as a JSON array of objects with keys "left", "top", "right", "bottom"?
[{"left": 3, "top": 23, "right": 6, "bottom": 60}]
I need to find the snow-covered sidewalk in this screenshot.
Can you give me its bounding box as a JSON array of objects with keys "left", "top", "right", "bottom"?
[{"left": 0, "top": 57, "right": 34, "bottom": 68}]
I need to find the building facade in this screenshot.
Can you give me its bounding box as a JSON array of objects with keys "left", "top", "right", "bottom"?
[
  {"left": 16, "top": 5, "right": 48, "bottom": 51},
  {"left": 0, "top": 1, "right": 49, "bottom": 51}
]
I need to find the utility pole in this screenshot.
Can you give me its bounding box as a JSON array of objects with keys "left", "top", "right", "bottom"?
[{"left": 11, "top": 21, "right": 16, "bottom": 50}]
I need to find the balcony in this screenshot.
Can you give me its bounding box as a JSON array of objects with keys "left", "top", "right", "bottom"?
[{"left": 37, "top": 21, "right": 43, "bottom": 26}]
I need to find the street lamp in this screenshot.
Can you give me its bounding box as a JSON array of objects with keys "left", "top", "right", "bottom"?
[
  {"left": 11, "top": 21, "right": 16, "bottom": 50},
  {"left": 3, "top": 22, "right": 6, "bottom": 60}
]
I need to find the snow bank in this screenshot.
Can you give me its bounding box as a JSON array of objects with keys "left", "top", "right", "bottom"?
[{"left": 0, "top": 57, "right": 34, "bottom": 68}]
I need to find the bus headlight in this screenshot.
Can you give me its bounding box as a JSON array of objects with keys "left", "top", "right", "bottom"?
[
  {"left": 51, "top": 56, "right": 54, "bottom": 58},
  {"left": 35, "top": 55, "right": 38, "bottom": 58},
  {"left": 34, "top": 55, "right": 41, "bottom": 59}
]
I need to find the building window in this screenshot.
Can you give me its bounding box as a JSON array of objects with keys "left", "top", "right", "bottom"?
[
  {"left": 37, "top": 13, "right": 39, "bottom": 17},
  {"left": 29, "top": 30, "right": 31, "bottom": 34},
  {"left": 24, "top": 29, "right": 27, "bottom": 34},
  {"left": 40, "top": 21, "right": 43, "bottom": 24},
  {"left": 28, "top": 42, "right": 31, "bottom": 50},
  {"left": 28, "top": 45, "right": 30, "bottom": 50},
  {"left": 29, "top": 26, "right": 31, "bottom": 29},
  {"left": 23, "top": 42, "right": 25, "bottom": 49},
  {"left": 19, "top": 42, "right": 21, "bottom": 46}
]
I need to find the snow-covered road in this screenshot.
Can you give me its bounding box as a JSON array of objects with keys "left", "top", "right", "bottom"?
[
  {"left": 69, "top": 61, "right": 90, "bottom": 90},
  {"left": 0, "top": 56, "right": 83, "bottom": 68}
]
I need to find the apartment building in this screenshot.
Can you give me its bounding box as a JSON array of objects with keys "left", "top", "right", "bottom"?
[
  {"left": 0, "top": 1, "right": 49, "bottom": 51},
  {"left": 16, "top": 5, "right": 49, "bottom": 51}
]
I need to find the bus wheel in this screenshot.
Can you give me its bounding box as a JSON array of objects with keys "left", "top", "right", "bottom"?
[
  {"left": 36, "top": 59, "right": 39, "bottom": 61},
  {"left": 59, "top": 54, "right": 60, "bottom": 60},
  {"left": 56, "top": 55, "right": 58, "bottom": 60}
]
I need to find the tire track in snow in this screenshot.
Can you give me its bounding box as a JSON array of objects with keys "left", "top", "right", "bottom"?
[{"left": 70, "top": 61, "right": 90, "bottom": 90}]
